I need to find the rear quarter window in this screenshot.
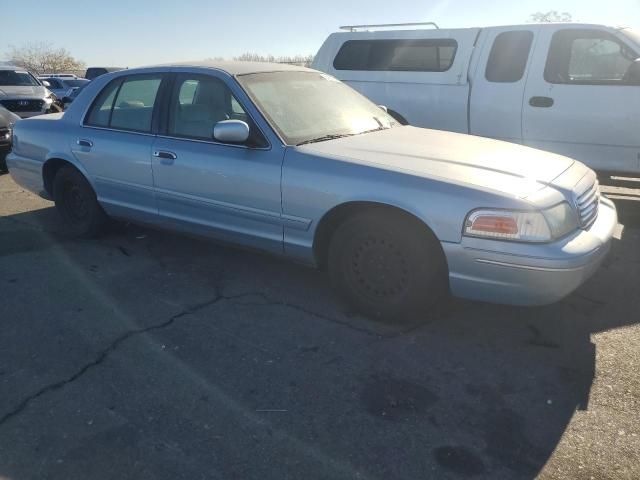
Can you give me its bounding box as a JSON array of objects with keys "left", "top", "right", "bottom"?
[{"left": 333, "top": 38, "right": 458, "bottom": 72}]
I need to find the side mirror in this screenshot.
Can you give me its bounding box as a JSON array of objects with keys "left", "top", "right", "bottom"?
[
  {"left": 213, "top": 120, "right": 250, "bottom": 143},
  {"left": 378, "top": 105, "right": 388, "bottom": 112},
  {"left": 624, "top": 59, "right": 640, "bottom": 85},
  {"left": 41, "top": 80, "right": 51, "bottom": 87}
]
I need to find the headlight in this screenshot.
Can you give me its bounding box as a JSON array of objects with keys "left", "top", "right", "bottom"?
[
  {"left": 542, "top": 202, "right": 579, "bottom": 239},
  {"left": 464, "top": 202, "right": 578, "bottom": 243}
]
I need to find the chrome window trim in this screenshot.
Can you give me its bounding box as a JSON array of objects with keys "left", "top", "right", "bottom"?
[
  {"left": 79, "top": 69, "right": 274, "bottom": 150},
  {"left": 80, "top": 124, "right": 157, "bottom": 138},
  {"left": 155, "top": 133, "right": 272, "bottom": 151}
]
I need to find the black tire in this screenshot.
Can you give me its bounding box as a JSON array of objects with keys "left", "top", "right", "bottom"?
[
  {"left": 0, "top": 154, "right": 7, "bottom": 173},
  {"left": 52, "top": 166, "right": 107, "bottom": 238},
  {"left": 328, "top": 209, "right": 447, "bottom": 322}
]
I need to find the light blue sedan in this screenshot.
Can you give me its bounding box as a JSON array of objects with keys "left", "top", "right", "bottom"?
[{"left": 7, "top": 62, "right": 621, "bottom": 320}]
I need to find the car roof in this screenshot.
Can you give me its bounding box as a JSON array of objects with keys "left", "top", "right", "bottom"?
[
  {"left": 0, "top": 65, "right": 27, "bottom": 71},
  {"left": 135, "top": 60, "right": 315, "bottom": 76}
]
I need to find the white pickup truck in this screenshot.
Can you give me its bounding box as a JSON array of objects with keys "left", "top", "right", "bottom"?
[{"left": 313, "top": 23, "right": 640, "bottom": 175}]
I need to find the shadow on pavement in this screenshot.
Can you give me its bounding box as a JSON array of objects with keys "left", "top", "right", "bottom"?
[{"left": 0, "top": 199, "right": 638, "bottom": 479}]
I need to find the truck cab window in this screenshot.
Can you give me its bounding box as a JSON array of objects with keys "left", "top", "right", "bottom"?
[
  {"left": 333, "top": 39, "right": 458, "bottom": 72},
  {"left": 485, "top": 31, "right": 534, "bottom": 83},
  {"left": 545, "top": 29, "right": 639, "bottom": 85}
]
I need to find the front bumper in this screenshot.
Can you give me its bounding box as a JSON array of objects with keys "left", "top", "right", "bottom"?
[{"left": 442, "top": 197, "right": 620, "bottom": 306}]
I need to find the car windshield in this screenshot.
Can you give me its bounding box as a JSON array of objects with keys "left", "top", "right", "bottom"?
[
  {"left": 64, "top": 79, "right": 89, "bottom": 88},
  {"left": 0, "top": 70, "right": 40, "bottom": 86},
  {"left": 237, "top": 71, "right": 398, "bottom": 145}
]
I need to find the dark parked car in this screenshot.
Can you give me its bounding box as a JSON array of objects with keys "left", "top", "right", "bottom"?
[
  {"left": 84, "top": 67, "right": 124, "bottom": 81},
  {"left": 0, "top": 105, "right": 20, "bottom": 172}
]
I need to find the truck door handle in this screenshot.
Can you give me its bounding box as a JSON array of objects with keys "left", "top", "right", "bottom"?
[
  {"left": 153, "top": 150, "right": 177, "bottom": 164},
  {"left": 77, "top": 139, "right": 93, "bottom": 148},
  {"left": 529, "top": 96, "right": 554, "bottom": 108}
]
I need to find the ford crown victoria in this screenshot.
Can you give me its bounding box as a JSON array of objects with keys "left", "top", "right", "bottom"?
[{"left": 6, "top": 62, "right": 621, "bottom": 320}]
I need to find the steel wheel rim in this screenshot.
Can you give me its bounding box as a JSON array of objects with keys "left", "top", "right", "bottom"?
[{"left": 347, "top": 235, "right": 410, "bottom": 301}]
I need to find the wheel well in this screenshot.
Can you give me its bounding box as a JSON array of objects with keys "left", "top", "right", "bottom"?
[
  {"left": 313, "top": 202, "right": 439, "bottom": 269},
  {"left": 42, "top": 158, "right": 75, "bottom": 197}
]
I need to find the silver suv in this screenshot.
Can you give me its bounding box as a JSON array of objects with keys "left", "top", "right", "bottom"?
[{"left": 0, "top": 65, "right": 55, "bottom": 118}]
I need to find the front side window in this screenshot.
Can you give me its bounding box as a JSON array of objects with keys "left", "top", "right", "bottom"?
[
  {"left": 0, "top": 70, "right": 40, "bottom": 86},
  {"left": 85, "top": 75, "right": 163, "bottom": 132},
  {"left": 485, "top": 31, "right": 534, "bottom": 83},
  {"left": 168, "top": 75, "right": 248, "bottom": 141},
  {"left": 333, "top": 39, "right": 458, "bottom": 72},
  {"left": 238, "top": 71, "right": 397, "bottom": 145},
  {"left": 545, "top": 29, "right": 639, "bottom": 85}
]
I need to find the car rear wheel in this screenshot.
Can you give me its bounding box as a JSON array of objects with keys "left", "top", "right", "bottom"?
[
  {"left": 327, "top": 209, "right": 447, "bottom": 322},
  {"left": 53, "top": 166, "right": 107, "bottom": 238}
]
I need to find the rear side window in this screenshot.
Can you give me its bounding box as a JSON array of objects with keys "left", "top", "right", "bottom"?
[
  {"left": 333, "top": 39, "right": 458, "bottom": 72},
  {"left": 85, "top": 75, "right": 163, "bottom": 132},
  {"left": 545, "top": 29, "right": 639, "bottom": 85},
  {"left": 485, "top": 31, "right": 534, "bottom": 82}
]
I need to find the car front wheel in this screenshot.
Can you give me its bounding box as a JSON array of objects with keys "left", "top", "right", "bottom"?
[
  {"left": 52, "top": 166, "right": 107, "bottom": 238},
  {"left": 328, "top": 209, "right": 447, "bottom": 322}
]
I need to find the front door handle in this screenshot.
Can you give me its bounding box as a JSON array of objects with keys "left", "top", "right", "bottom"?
[
  {"left": 77, "top": 139, "right": 93, "bottom": 148},
  {"left": 153, "top": 150, "right": 177, "bottom": 164},
  {"left": 529, "top": 96, "right": 554, "bottom": 108}
]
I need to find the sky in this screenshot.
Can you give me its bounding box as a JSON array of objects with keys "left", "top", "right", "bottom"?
[{"left": 1, "top": 0, "right": 639, "bottom": 67}]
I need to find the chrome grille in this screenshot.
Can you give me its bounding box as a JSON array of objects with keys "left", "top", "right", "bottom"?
[
  {"left": 0, "top": 99, "right": 44, "bottom": 113},
  {"left": 575, "top": 179, "right": 599, "bottom": 228}
]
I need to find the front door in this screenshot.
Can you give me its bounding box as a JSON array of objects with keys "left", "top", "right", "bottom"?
[
  {"left": 523, "top": 26, "right": 640, "bottom": 174},
  {"left": 151, "top": 72, "right": 284, "bottom": 254}
]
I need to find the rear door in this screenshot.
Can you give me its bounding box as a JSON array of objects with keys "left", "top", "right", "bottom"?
[
  {"left": 523, "top": 25, "right": 640, "bottom": 174},
  {"left": 71, "top": 73, "right": 165, "bottom": 222},
  {"left": 470, "top": 26, "right": 538, "bottom": 142}
]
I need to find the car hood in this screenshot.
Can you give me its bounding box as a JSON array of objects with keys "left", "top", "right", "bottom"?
[
  {"left": 297, "top": 126, "right": 575, "bottom": 198},
  {"left": 0, "top": 86, "right": 47, "bottom": 98}
]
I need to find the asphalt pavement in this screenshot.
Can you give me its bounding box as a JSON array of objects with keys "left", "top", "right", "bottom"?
[{"left": 0, "top": 173, "right": 639, "bottom": 479}]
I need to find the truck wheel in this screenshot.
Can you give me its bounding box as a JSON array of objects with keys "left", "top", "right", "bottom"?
[
  {"left": 52, "top": 166, "right": 107, "bottom": 238},
  {"left": 327, "top": 209, "right": 447, "bottom": 322}
]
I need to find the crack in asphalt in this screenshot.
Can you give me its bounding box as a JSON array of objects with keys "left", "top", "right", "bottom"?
[
  {"left": 0, "top": 294, "right": 226, "bottom": 428},
  {"left": 227, "top": 293, "right": 384, "bottom": 337},
  {"left": 0, "top": 289, "right": 388, "bottom": 427}
]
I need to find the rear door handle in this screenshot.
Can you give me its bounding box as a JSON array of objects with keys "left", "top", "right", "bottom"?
[
  {"left": 153, "top": 150, "right": 177, "bottom": 164},
  {"left": 77, "top": 139, "right": 93, "bottom": 148},
  {"left": 529, "top": 96, "right": 554, "bottom": 108}
]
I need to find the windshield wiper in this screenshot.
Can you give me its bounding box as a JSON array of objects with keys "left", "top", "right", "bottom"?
[
  {"left": 296, "top": 124, "right": 391, "bottom": 146},
  {"left": 296, "top": 133, "right": 355, "bottom": 146}
]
